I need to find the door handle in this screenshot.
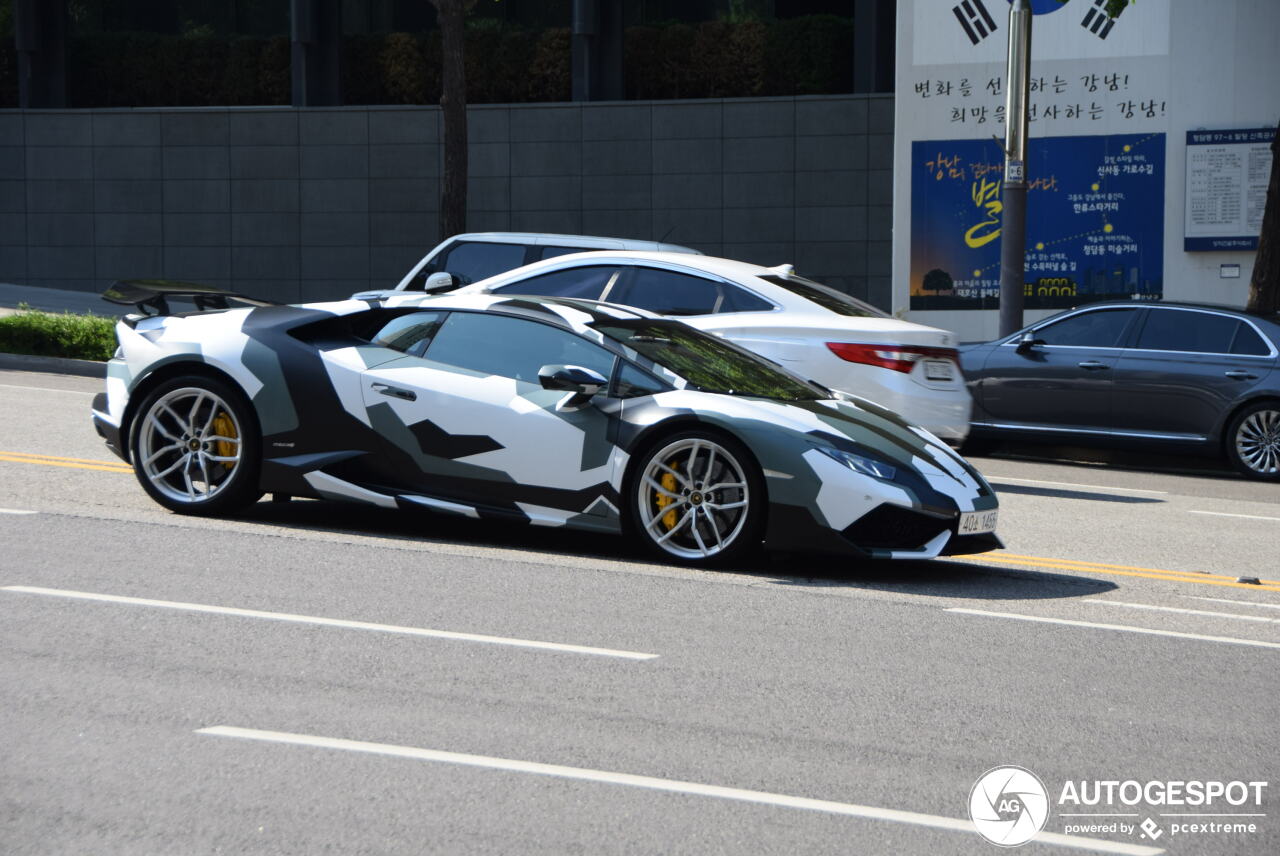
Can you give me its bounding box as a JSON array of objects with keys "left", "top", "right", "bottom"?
[
  {"left": 371, "top": 383, "right": 417, "bottom": 401},
  {"left": 1077, "top": 360, "right": 1110, "bottom": 370},
  {"left": 1224, "top": 370, "right": 1258, "bottom": 381}
]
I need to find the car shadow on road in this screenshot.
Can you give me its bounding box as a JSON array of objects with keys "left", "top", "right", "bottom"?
[
  {"left": 757, "top": 557, "right": 1119, "bottom": 601},
  {"left": 969, "top": 442, "right": 1239, "bottom": 480},
  {"left": 985, "top": 482, "right": 1164, "bottom": 503},
  {"left": 234, "top": 499, "right": 1117, "bottom": 603}
]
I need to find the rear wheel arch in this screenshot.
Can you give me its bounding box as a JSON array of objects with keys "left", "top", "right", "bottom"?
[
  {"left": 122, "top": 362, "right": 251, "bottom": 459},
  {"left": 1221, "top": 395, "right": 1280, "bottom": 479},
  {"left": 1217, "top": 394, "right": 1280, "bottom": 445}
]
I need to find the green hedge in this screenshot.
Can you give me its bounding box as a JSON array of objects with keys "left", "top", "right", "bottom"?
[
  {"left": 53, "top": 15, "right": 850, "bottom": 107},
  {"left": 0, "top": 310, "right": 117, "bottom": 362}
]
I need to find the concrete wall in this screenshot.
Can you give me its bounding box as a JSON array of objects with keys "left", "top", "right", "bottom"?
[{"left": 0, "top": 95, "right": 893, "bottom": 307}]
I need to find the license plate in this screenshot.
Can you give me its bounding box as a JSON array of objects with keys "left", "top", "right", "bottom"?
[
  {"left": 924, "top": 360, "right": 955, "bottom": 381},
  {"left": 958, "top": 509, "right": 998, "bottom": 535}
]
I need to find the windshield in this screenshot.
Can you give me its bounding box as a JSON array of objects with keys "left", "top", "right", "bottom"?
[
  {"left": 592, "top": 320, "right": 823, "bottom": 401},
  {"left": 757, "top": 274, "right": 889, "bottom": 318}
]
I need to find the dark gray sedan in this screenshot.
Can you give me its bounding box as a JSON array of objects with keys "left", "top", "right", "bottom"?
[{"left": 959, "top": 301, "right": 1280, "bottom": 479}]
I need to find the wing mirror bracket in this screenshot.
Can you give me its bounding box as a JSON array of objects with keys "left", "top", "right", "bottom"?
[
  {"left": 538, "top": 364, "right": 608, "bottom": 410},
  {"left": 422, "top": 271, "right": 457, "bottom": 294},
  {"left": 1015, "top": 332, "right": 1045, "bottom": 353}
]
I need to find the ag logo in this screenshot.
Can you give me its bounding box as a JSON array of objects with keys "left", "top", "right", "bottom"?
[{"left": 969, "top": 766, "right": 1051, "bottom": 847}]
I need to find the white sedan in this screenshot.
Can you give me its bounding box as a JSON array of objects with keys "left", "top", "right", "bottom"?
[{"left": 456, "top": 252, "right": 972, "bottom": 441}]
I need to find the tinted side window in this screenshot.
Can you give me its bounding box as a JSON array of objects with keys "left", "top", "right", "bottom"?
[
  {"left": 612, "top": 268, "right": 721, "bottom": 316},
  {"left": 422, "top": 313, "right": 616, "bottom": 384},
  {"left": 489, "top": 266, "right": 618, "bottom": 300},
  {"left": 370, "top": 311, "right": 446, "bottom": 357},
  {"left": 614, "top": 362, "right": 671, "bottom": 398},
  {"left": 440, "top": 242, "right": 528, "bottom": 285},
  {"left": 1135, "top": 309, "right": 1238, "bottom": 354},
  {"left": 1230, "top": 322, "right": 1271, "bottom": 356},
  {"left": 1036, "top": 309, "right": 1135, "bottom": 347},
  {"left": 719, "top": 284, "right": 774, "bottom": 313}
]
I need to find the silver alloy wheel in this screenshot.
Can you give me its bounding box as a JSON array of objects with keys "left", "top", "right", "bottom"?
[
  {"left": 136, "top": 386, "right": 243, "bottom": 504},
  {"left": 1235, "top": 408, "right": 1280, "bottom": 475},
  {"left": 637, "top": 437, "right": 750, "bottom": 560}
]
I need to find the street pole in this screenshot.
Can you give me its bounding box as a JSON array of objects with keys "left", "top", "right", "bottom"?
[{"left": 998, "top": 0, "right": 1032, "bottom": 337}]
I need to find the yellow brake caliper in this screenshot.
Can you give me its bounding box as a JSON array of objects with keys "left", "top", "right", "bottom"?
[
  {"left": 211, "top": 411, "right": 238, "bottom": 469},
  {"left": 655, "top": 460, "right": 679, "bottom": 530}
]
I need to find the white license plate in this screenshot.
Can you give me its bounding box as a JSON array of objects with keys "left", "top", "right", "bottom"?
[
  {"left": 924, "top": 360, "right": 955, "bottom": 381},
  {"left": 958, "top": 509, "right": 998, "bottom": 535}
]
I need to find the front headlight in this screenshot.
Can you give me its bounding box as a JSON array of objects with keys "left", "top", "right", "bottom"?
[{"left": 813, "top": 445, "right": 897, "bottom": 481}]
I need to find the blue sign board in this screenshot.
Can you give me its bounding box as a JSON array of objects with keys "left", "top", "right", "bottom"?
[{"left": 910, "top": 132, "right": 1166, "bottom": 310}]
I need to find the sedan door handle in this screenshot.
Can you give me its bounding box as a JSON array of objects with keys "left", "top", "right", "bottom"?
[
  {"left": 1224, "top": 370, "right": 1258, "bottom": 381},
  {"left": 371, "top": 382, "right": 417, "bottom": 401},
  {"left": 1077, "top": 360, "right": 1110, "bottom": 371}
]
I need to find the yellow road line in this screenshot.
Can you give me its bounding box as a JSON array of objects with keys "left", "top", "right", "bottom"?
[
  {"left": 0, "top": 451, "right": 132, "bottom": 473},
  {"left": 992, "top": 551, "right": 1280, "bottom": 586},
  {"left": 0, "top": 450, "right": 132, "bottom": 466},
  {"left": 954, "top": 553, "right": 1280, "bottom": 593}
]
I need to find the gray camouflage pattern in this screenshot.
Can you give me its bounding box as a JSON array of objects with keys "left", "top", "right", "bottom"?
[{"left": 93, "top": 292, "right": 999, "bottom": 559}]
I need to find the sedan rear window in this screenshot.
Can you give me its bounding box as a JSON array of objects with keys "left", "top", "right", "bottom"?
[
  {"left": 757, "top": 274, "right": 889, "bottom": 318},
  {"left": 1231, "top": 323, "right": 1271, "bottom": 356},
  {"left": 1135, "top": 309, "right": 1240, "bottom": 354},
  {"left": 611, "top": 268, "right": 722, "bottom": 316}
]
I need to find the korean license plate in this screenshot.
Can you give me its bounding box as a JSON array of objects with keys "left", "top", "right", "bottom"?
[
  {"left": 958, "top": 509, "right": 998, "bottom": 535},
  {"left": 924, "top": 360, "right": 955, "bottom": 381}
]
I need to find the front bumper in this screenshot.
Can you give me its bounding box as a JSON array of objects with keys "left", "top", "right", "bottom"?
[{"left": 764, "top": 502, "right": 1002, "bottom": 560}]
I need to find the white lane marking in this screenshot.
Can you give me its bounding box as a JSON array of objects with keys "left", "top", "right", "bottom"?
[
  {"left": 1182, "top": 595, "right": 1280, "bottom": 611},
  {"left": 985, "top": 476, "right": 1166, "bottom": 495},
  {"left": 1187, "top": 509, "right": 1280, "bottom": 522},
  {"left": 1083, "top": 599, "right": 1277, "bottom": 624},
  {"left": 946, "top": 608, "right": 1280, "bottom": 651},
  {"left": 2, "top": 586, "right": 656, "bottom": 660},
  {"left": 197, "top": 725, "right": 1162, "bottom": 856},
  {"left": 0, "top": 383, "right": 95, "bottom": 395},
  {"left": 0, "top": 508, "right": 38, "bottom": 515}
]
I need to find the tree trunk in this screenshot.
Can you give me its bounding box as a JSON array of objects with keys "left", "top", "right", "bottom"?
[
  {"left": 431, "top": 0, "right": 469, "bottom": 241},
  {"left": 1246, "top": 122, "right": 1280, "bottom": 316}
]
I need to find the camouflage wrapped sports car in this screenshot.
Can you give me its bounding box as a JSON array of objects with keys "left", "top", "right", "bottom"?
[{"left": 91, "top": 283, "right": 1000, "bottom": 566}]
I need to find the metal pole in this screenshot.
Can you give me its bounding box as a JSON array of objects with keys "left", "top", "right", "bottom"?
[{"left": 998, "top": 0, "right": 1032, "bottom": 337}]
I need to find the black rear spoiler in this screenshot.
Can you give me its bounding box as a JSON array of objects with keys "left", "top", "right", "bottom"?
[{"left": 102, "top": 279, "right": 281, "bottom": 316}]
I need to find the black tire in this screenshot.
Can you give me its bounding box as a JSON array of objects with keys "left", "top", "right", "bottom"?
[
  {"left": 1224, "top": 401, "right": 1280, "bottom": 481},
  {"left": 128, "top": 374, "right": 263, "bottom": 514},
  {"left": 626, "top": 429, "right": 766, "bottom": 566}
]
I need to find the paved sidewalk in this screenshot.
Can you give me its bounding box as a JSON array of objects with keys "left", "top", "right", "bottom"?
[{"left": 0, "top": 283, "right": 128, "bottom": 317}]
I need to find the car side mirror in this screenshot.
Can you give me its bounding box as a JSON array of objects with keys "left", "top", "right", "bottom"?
[
  {"left": 539, "top": 364, "right": 608, "bottom": 409},
  {"left": 422, "top": 272, "right": 456, "bottom": 294},
  {"left": 1015, "top": 332, "right": 1045, "bottom": 353}
]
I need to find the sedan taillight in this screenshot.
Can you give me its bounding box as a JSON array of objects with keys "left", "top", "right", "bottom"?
[{"left": 825, "top": 343, "right": 959, "bottom": 373}]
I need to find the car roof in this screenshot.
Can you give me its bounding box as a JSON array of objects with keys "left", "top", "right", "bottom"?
[
  {"left": 442, "top": 232, "right": 702, "bottom": 255},
  {"left": 1057, "top": 298, "right": 1280, "bottom": 320},
  {"left": 463, "top": 250, "right": 905, "bottom": 321},
  {"left": 377, "top": 289, "right": 661, "bottom": 331}
]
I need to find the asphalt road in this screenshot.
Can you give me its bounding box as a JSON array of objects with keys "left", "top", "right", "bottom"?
[{"left": 1, "top": 368, "right": 1276, "bottom": 856}]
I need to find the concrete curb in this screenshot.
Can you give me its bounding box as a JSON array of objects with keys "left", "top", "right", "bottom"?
[{"left": 0, "top": 352, "right": 106, "bottom": 378}]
